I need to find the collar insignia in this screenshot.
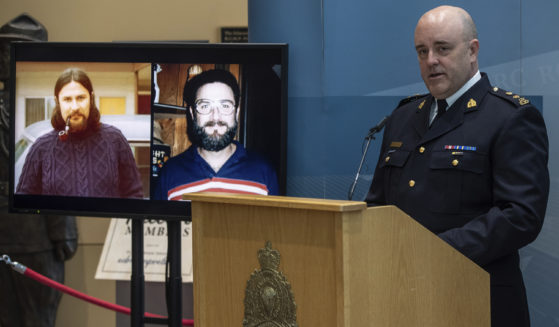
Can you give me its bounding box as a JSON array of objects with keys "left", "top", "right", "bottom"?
[
  {"left": 418, "top": 99, "right": 426, "bottom": 110},
  {"left": 467, "top": 98, "right": 477, "bottom": 108}
]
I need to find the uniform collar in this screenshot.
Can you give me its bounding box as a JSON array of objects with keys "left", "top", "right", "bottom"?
[
  {"left": 415, "top": 73, "right": 490, "bottom": 142},
  {"left": 442, "top": 70, "right": 481, "bottom": 109}
]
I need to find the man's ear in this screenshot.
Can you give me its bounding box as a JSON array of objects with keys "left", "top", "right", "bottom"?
[
  {"left": 189, "top": 106, "right": 198, "bottom": 123},
  {"left": 469, "top": 39, "right": 479, "bottom": 57}
]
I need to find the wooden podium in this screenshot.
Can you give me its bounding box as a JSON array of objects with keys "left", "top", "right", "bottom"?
[{"left": 184, "top": 193, "right": 490, "bottom": 327}]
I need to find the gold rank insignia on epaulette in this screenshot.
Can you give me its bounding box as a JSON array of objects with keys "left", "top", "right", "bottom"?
[
  {"left": 418, "top": 99, "right": 426, "bottom": 110},
  {"left": 491, "top": 86, "right": 530, "bottom": 107},
  {"left": 397, "top": 93, "right": 429, "bottom": 108}
]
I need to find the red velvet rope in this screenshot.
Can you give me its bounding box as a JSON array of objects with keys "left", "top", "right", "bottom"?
[{"left": 24, "top": 267, "right": 194, "bottom": 326}]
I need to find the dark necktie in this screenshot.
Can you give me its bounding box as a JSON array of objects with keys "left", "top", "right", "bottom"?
[{"left": 435, "top": 99, "right": 448, "bottom": 120}]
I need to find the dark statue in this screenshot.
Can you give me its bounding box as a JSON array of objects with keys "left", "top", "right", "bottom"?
[{"left": 0, "top": 14, "right": 78, "bottom": 327}]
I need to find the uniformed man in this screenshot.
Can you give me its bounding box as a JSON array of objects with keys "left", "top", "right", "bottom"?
[{"left": 366, "top": 6, "right": 549, "bottom": 327}]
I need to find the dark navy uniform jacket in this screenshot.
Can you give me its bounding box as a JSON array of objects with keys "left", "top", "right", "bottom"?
[{"left": 366, "top": 73, "right": 549, "bottom": 327}]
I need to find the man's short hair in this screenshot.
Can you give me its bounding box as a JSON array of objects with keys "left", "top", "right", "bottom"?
[
  {"left": 51, "top": 68, "right": 101, "bottom": 131},
  {"left": 182, "top": 69, "right": 241, "bottom": 109}
]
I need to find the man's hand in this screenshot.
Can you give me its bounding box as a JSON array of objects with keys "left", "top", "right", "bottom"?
[{"left": 53, "top": 239, "right": 78, "bottom": 261}]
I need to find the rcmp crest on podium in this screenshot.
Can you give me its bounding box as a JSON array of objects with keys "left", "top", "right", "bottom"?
[{"left": 243, "top": 241, "right": 297, "bottom": 327}]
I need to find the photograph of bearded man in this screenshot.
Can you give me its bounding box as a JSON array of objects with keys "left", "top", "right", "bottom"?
[
  {"left": 154, "top": 69, "right": 279, "bottom": 200},
  {"left": 16, "top": 68, "right": 144, "bottom": 198}
]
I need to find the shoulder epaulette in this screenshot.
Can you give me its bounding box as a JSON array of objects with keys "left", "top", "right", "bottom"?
[
  {"left": 490, "top": 86, "right": 531, "bottom": 107},
  {"left": 397, "top": 93, "right": 429, "bottom": 108}
]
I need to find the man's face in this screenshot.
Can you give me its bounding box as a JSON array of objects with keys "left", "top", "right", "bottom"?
[
  {"left": 414, "top": 15, "right": 478, "bottom": 99},
  {"left": 191, "top": 82, "right": 238, "bottom": 151},
  {"left": 57, "top": 80, "right": 91, "bottom": 133}
]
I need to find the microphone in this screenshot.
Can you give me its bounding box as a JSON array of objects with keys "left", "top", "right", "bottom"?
[
  {"left": 366, "top": 116, "right": 389, "bottom": 139},
  {"left": 348, "top": 115, "right": 390, "bottom": 200}
]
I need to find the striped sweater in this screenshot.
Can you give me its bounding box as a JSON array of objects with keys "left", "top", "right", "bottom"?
[{"left": 154, "top": 141, "right": 278, "bottom": 200}]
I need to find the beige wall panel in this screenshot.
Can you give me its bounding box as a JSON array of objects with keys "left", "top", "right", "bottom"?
[
  {"left": 56, "top": 244, "right": 116, "bottom": 327},
  {"left": 0, "top": 0, "right": 248, "bottom": 43},
  {"left": 55, "top": 217, "right": 114, "bottom": 327}
]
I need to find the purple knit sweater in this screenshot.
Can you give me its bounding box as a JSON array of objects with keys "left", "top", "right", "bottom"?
[{"left": 16, "top": 123, "right": 144, "bottom": 198}]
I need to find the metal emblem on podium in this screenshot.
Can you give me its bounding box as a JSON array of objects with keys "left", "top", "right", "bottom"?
[{"left": 243, "top": 241, "right": 297, "bottom": 327}]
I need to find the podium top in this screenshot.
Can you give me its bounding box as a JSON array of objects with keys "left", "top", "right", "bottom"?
[{"left": 183, "top": 193, "right": 367, "bottom": 212}]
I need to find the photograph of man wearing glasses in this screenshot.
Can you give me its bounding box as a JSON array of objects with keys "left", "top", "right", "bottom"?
[{"left": 154, "top": 68, "right": 279, "bottom": 201}]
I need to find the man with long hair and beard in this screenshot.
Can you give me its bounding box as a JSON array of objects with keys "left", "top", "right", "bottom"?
[
  {"left": 16, "top": 68, "right": 144, "bottom": 198},
  {"left": 154, "top": 69, "right": 279, "bottom": 201}
]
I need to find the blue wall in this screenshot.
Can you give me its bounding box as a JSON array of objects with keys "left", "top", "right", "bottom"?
[{"left": 249, "top": 0, "right": 559, "bottom": 325}]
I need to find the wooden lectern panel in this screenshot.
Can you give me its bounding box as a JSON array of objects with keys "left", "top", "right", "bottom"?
[
  {"left": 186, "top": 193, "right": 489, "bottom": 327},
  {"left": 343, "top": 206, "right": 490, "bottom": 326},
  {"left": 191, "top": 199, "right": 350, "bottom": 326}
]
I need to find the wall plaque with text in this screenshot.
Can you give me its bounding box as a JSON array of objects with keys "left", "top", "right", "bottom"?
[{"left": 221, "top": 27, "right": 248, "bottom": 43}]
